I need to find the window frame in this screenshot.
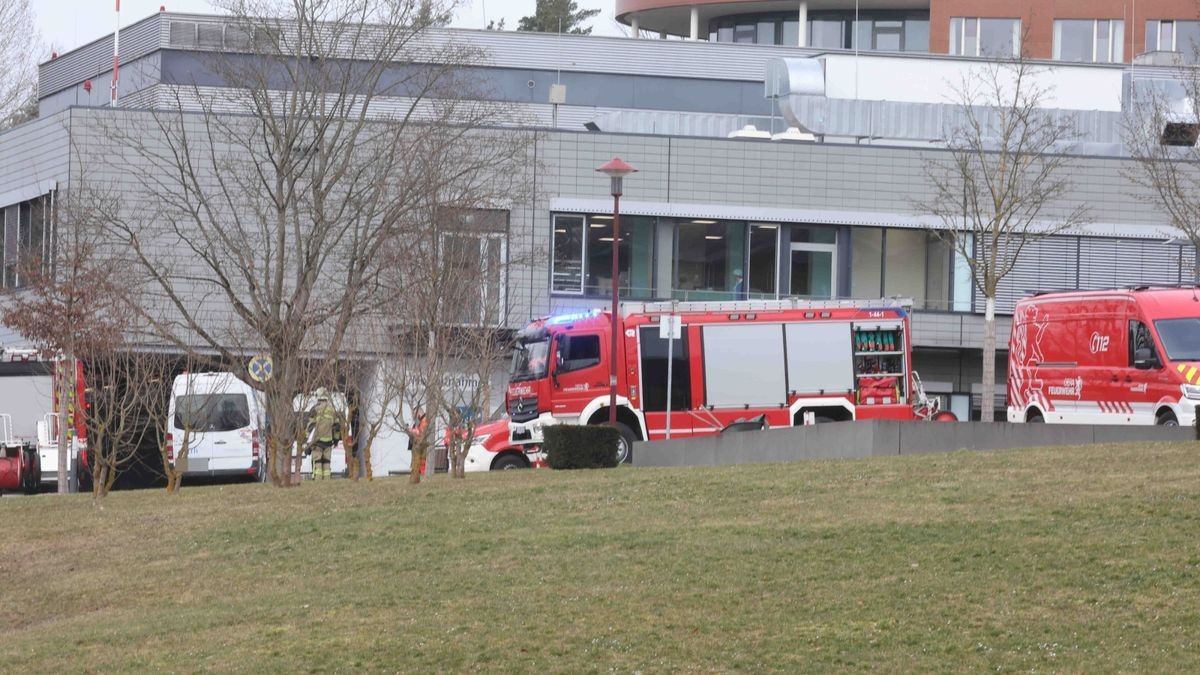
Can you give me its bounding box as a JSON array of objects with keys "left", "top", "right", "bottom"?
[
  {"left": 439, "top": 230, "right": 508, "bottom": 327},
  {"left": 1053, "top": 18, "right": 1124, "bottom": 63}
]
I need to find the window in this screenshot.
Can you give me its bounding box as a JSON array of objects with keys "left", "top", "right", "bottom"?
[
  {"left": 551, "top": 214, "right": 584, "bottom": 294},
  {"left": 883, "top": 229, "right": 927, "bottom": 305},
  {"left": 1147, "top": 20, "right": 1200, "bottom": 55},
  {"left": 0, "top": 193, "right": 52, "bottom": 289},
  {"left": 443, "top": 231, "right": 506, "bottom": 326},
  {"left": 555, "top": 334, "right": 601, "bottom": 373},
  {"left": 850, "top": 228, "right": 882, "bottom": 298},
  {"left": 553, "top": 213, "right": 654, "bottom": 299},
  {"left": 950, "top": 18, "right": 1020, "bottom": 57},
  {"left": 1130, "top": 320, "right": 1161, "bottom": 364},
  {"left": 747, "top": 224, "right": 778, "bottom": 299},
  {"left": 1053, "top": 19, "right": 1124, "bottom": 63},
  {"left": 675, "top": 220, "right": 745, "bottom": 300},
  {"left": 585, "top": 215, "right": 653, "bottom": 298},
  {"left": 174, "top": 394, "right": 250, "bottom": 432},
  {"left": 851, "top": 228, "right": 972, "bottom": 310},
  {"left": 788, "top": 226, "right": 836, "bottom": 299}
]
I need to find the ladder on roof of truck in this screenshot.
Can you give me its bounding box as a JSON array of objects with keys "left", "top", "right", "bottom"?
[{"left": 620, "top": 297, "right": 914, "bottom": 317}]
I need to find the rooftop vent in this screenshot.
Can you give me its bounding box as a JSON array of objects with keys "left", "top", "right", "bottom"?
[
  {"left": 727, "top": 125, "right": 770, "bottom": 139},
  {"left": 771, "top": 127, "right": 816, "bottom": 142}
]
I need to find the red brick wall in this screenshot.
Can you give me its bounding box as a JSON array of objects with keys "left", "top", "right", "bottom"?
[{"left": 930, "top": 0, "right": 1200, "bottom": 61}]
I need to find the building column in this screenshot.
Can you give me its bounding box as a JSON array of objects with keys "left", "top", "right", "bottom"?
[
  {"left": 631, "top": 15, "right": 639, "bottom": 38},
  {"left": 689, "top": 6, "right": 699, "bottom": 40},
  {"left": 797, "top": 1, "right": 808, "bottom": 47}
]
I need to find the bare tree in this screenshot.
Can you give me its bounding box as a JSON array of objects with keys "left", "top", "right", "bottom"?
[
  {"left": 917, "top": 58, "right": 1089, "bottom": 421},
  {"left": 0, "top": 0, "right": 37, "bottom": 128},
  {"left": 1, "top": 196, "right": 130, "bottom": 493},
  {"left": 1125, "top": 57, "right": 1200, "bottom": 280},
  {"left": 87, "top": 1, "right": 530, "bottom": 486},
  {"left": 82, "top": 350, "right": 171, "bottom": 498}
]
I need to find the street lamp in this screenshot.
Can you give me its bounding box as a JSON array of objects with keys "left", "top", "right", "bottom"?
[{"left": 596, "top": 157, "right": 638, "bottom": 425}]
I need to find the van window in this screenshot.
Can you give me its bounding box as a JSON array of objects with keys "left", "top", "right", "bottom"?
[
  {"left": 1154, "top": 318, "right": 1200, "bottom": 361},
  {"left": 175, "top": 394, "right": 250, "bottom": 431},
  {"left": 1129, "top": 321, "right": 1159, "bottom": 365}
]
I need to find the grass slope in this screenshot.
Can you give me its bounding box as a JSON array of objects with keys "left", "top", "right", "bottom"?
[{"left": 2, "top": 441, "right": 1198, "bottom": 672}]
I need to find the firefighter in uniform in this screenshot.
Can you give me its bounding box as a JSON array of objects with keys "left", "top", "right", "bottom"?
[{"left": 307, "top": 389, "right": 341, "bottom": 480}]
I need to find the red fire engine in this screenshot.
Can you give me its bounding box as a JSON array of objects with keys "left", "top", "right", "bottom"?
[{"left": 507, "top": 298, "right": 954, "bottom": 461}]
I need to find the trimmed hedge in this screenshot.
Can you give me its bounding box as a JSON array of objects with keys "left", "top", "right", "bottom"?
[{"left": 544, "top": 425, "right": 621, "bottom": 470}]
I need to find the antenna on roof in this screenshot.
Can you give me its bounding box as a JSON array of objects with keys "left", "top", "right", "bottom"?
[{"left": 111, "top": 0, "right": 120, "bottom": 106}]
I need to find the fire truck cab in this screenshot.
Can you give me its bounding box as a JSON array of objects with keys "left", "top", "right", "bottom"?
[
  {"left": 507, "top": 298, "right": 951, "bottom": 461},
  {"left": 1008, "top": 287, "right": 1200, "bottom": 426}
]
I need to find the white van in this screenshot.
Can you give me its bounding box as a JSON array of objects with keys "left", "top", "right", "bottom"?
[{"left": 167, "top": 372, "right": 263, "bottom": 480}]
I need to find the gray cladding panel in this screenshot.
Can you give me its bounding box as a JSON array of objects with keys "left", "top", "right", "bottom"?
[{"left": 39, "top": 13, "right": 164, "bottom": 97}]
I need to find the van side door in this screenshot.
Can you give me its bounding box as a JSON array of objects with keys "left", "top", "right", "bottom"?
[{"left": 1129, "top": 319, "right": 1174, "bottom": 422}]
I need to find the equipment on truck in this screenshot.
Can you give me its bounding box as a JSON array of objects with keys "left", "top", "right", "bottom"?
[
  {"left": 506, "top": 298, "right": 956, "bottom": 462},
  {"left": 0, "top": 413, "right": 40, "bottom": 494}
]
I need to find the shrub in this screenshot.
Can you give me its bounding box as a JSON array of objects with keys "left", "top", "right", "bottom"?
[{"left": 544, "top": 425, "right": 621, "bottom": 470}]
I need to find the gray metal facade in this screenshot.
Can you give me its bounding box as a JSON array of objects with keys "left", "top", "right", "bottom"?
[{"left": 3, "top": 13, "right": 1193, "bottom": 416}]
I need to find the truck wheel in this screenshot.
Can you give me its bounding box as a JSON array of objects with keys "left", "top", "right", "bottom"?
[
  {"left": 612, "top": 422, "right": 635, "bottom": 465},
  {"left": 1027, "top": 411, "right": 1044, "bottom": 423},
  {"left": 1156, "top": 411, "right": 1179, "bottom": 427},
  {"left": 492, "top": 454, "right": 527, "bottom": 471}
]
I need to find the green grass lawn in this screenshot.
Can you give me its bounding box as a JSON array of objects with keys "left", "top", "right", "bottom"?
[{"left": 2, "top": 441, "right": 1198, "bottom": 672}]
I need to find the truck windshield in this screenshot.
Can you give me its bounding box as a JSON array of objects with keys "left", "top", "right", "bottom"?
[
  {"left": 510, "top": 339, "right": 550, "bottom": 381},
  {"left": 1154, "top": 318, "right": 1200, "bottom": 361}
]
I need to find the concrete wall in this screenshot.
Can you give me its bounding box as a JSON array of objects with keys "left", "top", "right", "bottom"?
[{"left": 635, "top": 420, "right": 1195, "bottom": 467}]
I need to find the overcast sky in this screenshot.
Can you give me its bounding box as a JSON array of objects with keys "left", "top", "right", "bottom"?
[{"left": 34, "top": 0, "right": 622, "bottom": 54}]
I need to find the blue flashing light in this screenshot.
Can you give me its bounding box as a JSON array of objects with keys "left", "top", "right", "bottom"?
[{"left": 546, "top": 309, "right": 604, "bottom": 326}]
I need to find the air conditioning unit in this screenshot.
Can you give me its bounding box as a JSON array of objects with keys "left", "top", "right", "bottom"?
[{"left": 727, "top": 125, "right": 771, "bottom": 139}]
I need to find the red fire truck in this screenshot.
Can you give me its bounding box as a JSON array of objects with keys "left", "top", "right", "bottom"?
[
  {"left": 507, "top": 298, "right": 954, "bottom": 461},
  {"left": 1008, "top": 287, "right": 1200, "bottom": 426}
]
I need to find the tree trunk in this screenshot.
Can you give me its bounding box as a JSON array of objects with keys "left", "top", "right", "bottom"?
[
  {"left": 981, "top": 296, "right": 997, "bottom": 423},
  {"left": 56, "top": 361, "right": 70, "bottom": 494}
]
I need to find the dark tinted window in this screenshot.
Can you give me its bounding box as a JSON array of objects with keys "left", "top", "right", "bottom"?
[
  {"left": 639, "top": 326, "right": 691, "bottom": 411},
  {"left": 175, "top": 394, "right": 250, "bottom": 432},
  {"left": 556, "top": 334, "right": 602, "bottom": 372},
  {"left": 1129, "top": 320, "right": 1160, "bottom": 365}
]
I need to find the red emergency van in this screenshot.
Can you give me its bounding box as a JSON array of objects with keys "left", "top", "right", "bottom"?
[
  {"left": 1007, "top": 287, "right": 1200, "bottom": 426},
  {"left": 507, "top": 298, "right": 954, "bottom": 462}
]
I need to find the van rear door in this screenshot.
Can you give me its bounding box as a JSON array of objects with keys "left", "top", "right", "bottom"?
[{"left": 175, "top": 392, "right": 253, "bottom": 472}]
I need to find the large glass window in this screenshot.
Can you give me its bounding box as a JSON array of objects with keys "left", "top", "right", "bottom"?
[
  {"left": 883, "top": 229, "right": 927, "bottom": 306},
  {"left": 1147, "top": 20, "right": 1200, "bottom": 56},
  {"left": 789, "top": 226, "right": 836, "bottom": 299},
  {"left": 585, "top": 215, "right": 653, "bottom": 298},
  {"left": 851, "top": 228, "right": 883, "bottom": 298},
  {"left": 711, "top": 10, "right": 927, "bottom": 50},
  {"left": 676, "top": 219, "right": 746, "bottom": 300},
  {"left": 747, "top": 224, "right": 778, "bottom": 299},
  {"left": 552, "top": 213, "right": 653, "bottom": 299},
  {"left": 1053, "top": 19, "right": 1124, "bottom": 63},
  {"left": 552, "top": 214, "right": 584, "bottom": 294},
  {"left": 951, "top": 18, "right": 1020, "bottom": 57}
]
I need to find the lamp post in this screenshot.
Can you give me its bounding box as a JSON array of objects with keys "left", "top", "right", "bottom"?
[{"left": 596, "top": 157, "right": 638, "bottom": 425}]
